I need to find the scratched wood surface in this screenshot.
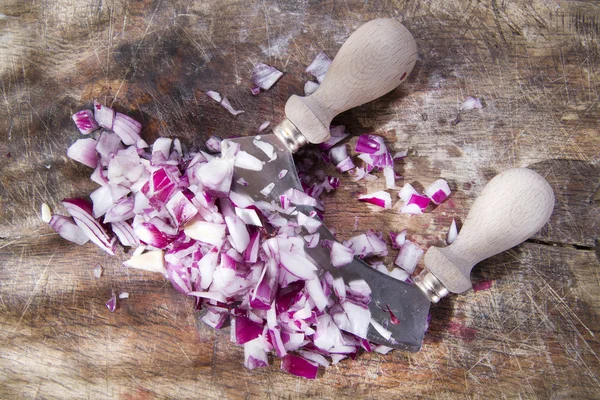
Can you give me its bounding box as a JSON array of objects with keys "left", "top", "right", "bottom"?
[{"left": 1, "top": 0, "right": 599, "bottom": 399}]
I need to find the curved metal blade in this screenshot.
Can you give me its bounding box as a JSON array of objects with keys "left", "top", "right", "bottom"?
[{"left": 227, "top": 134, "right": 431, "bottom": 351}]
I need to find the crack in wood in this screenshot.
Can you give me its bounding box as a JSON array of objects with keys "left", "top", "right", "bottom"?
[{"left": 526, "top": 238, "right": 595, "bottom": 252}]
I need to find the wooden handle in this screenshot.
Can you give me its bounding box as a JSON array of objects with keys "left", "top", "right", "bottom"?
[
  {"left": 285, "top": 19, "right": 417, "bottom": 144},
  {"left": 425, "top": 168, "right": 555, "bottom": 294}
]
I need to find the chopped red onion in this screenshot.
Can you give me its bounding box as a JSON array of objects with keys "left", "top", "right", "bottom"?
[
  {"left": 394, "top": 240, "right": 423, "bottom": 274},
  {"left": 94, "top": 101, "right": 115, "bottom": 130},
  {"left": 41, "top": 203, "right": 52, "bottom": 223},
  {"left": 319, "top": 126, "right": 349, "bottom": 151},
  {"left": 330, "top": 242, "right": 354, "bottom": 268},
  {"left": 390, "top": 268, "right": 409, "bottom": 282},
  {"left": 304, "top": 81, "right": 320, "bottom": 96},
  {"left": 124, "top": 250, "right": 166, "bottom": 274},
  {"left": 48, "top": 215, "right": 89, "bottom": 245},
  {"left": 370, "top": 318, "right": 392, "bottom": 341},
  {"left": 305, "top": 51, "right": 331, "bottom": 83},
  {"left": 103, "top": 196, "right": 134, "bottom": 223},
  {"left": 297, "top": 212, "right": 322, "bottom": 234},
  {"left": 278, "top": 169, "right": 288, "bottom": 179},
  {"left": 111, "top": 221, "right": 139, "bottom": 247},
  {"left": 184, "top": 220, "right": 226, "bottom": 247},
  {"left": 447, "top": 218, "right": 458, "bottom": 244},
  {"left": 282, "top": 188, "right": 318, "bottom": 207},
  {"left": 345, "top": 230, "right": 388, "bottom": 258},
  {"left": 355, "top": 134, "right": 386, "bottom": 155},
  {"left": 406, "top": 193, "right": 430, "bottom": 213},
  {"left": 393, "top": 150, "right": 408, "bottom": 159},
  {"left": 119, "top": 292, "right": 129, "bottom": 299},
  {"left": 244, "top": 337, "right": 269, "bottom": 369},
  {"left": 252, "top": 63, "right": 284, "bottom": 90},
  {"left": 398, "top": 183, "right": 418, "bottom": 202},
  {"left": 358, "top": 191, "right": 391, "bottom": 209},
  {"left": 281, "top": 354, "right": 319, "bottom": 380},
  {"left": 67, "top": 138, "right": 98, "bottom": 168},
  {"left": 205, "top": 136, "right": 222, "bottom": 153},
  {"left": 56, "top": 103, "right": 415, "bottom": 376},
  {"left": 96, "top": 131, "right": 124, "bottom": 161},
  {"left": 72, "top": 110, "right": 99, "bottom": 135},
  {"left": 206, "top": 90, "right": 245, "bottom": 116},
  {"left": 234, "top": 151, "right": 264, "bottom": 171},
  {"left": 389, "top": 229, "right": 407, "bottom": 249},
  {"left": 106, "top": 291, "right": 117, "bottom": 312},
  {"left": 113, "top": 113, "right": 142, "bottom": 146},
  {"left": 383, "top": 166, "right": 396, "bottom": 189},
  {"left": 250, "top": 86, "right": 261, "bottom": 96},
  {"left": 93, "top": 264, "right": 103, "bottom": 279},
  {"left": 258, "top": 121, "right": 271, "bottom": 132},
  {"left": 303, "top": 233, "right": 320, "bottom": 248},
  {"left": 460, "top": 96, "right": 483, "bottom": 111},
  {"left": 62, "top": 198, "right": 116, "bottom": 254},
  {"left": 260, "top": 182, "right": 275, "bottom": 197},
  {"left": 424, "top": 179, "right": 451, "bottom": 205}
]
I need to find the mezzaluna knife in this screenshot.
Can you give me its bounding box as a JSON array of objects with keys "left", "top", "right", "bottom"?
[{"left": 225, "top": 19, "right": 555, "bottom": 351}]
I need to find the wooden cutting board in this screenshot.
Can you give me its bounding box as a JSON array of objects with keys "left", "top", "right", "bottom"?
[{"left": 1, "top": 0, "right": 599, "bottom": 398}]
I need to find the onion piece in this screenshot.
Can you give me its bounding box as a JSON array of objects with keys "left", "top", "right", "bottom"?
[
  {"left": 280, "top": 354, "right": 319, "bottom": 380},
  {"left": 447, "top": 218, "right": 458, "bottom": 244},
  {"left": 113, "top": 113, "right": 142, "bottom": 146},
  {"left": 460, "top": 96, "right": 483, "bottom": 111},
  {"left": 234, "top": 151, "right": 264, "bottom": 171},
  {"left": 389, "top": 229, "right": 407, "bottom": 249},
  {"left": 119, "top": 292, "right": 129, "bottom": 299},
  {"left": 260, "top": 182, "right": 275, "bottom": 197},
  {"left": 205, "top": 136, "right": 222, "bottom": 153},
  {"left": 41, "top": 203, "right": 52, "bottom": 223},
  {"left": 72, "top": 110, "right": 99, "bottom": 135},
  {"left": 390, "top": 267, "right": 409, "bottom": 282},
  {"left": 252, "top": 63, "right": 284, "bottom": 90},
  {"left": 398, "top": 183, "right": 418, "bottom": 202},
  {"left": 124, "top": 250, "right": 166, "bottom": 275},
  {"left": 93, "top": 101, "right": 114, "bottom": 130},
  {"left": 297, "top": 212, "right": 322, "bottom": 234},
  {"left": 244, "top": 337, "right": 269, "bottom": 370},
  {"left": 304, "top": 81, "right": 319, "bottom": 96},
  {"left": 67, "top": 138, "right": 98, "bottom": 168},
  {"left": 62, "top": 198, "right": 116, "bottom": 254},
  {"left": 103, "top": 196, "right": 134, "bottom": 223},
  {"left": 393, "top": 150, "right": 408, "bottom": 159},
  {"left": 358, "top": 191, "right": 391, "bottom": 209},
  {"left": 355, "top": 134, "right": 386, "bottom": 155},
  {"left": 282, "top": 188, "right": 317, "bottom": 207},
  {"left": 111, "top": 221, "right": 140, "bottom": 247},
  {"left": 394, "top": 240, "right": 423, "bottom": 274},
  {"left": 253, "top": 138, "right": 276, "bottom": 161},
  {"left": 48, "top": 214, "right": 89, "bottom": 245},
  {"left": 305, "top": 51, "right": 331, "bottom": 83},
  {"left": 93, "top": 264, "right": 103, "bottom": 279},
  {"left": 184, "top": 220, "right": 226, "bottom": 247},
  {"left": 106, "top": 291, "right": 117, "bottom": 312},
  {"left": 205, "top": 90, "right": 245, "bottom": 116},
  {"left": 319, "top": 126, "right": 349, "bottom": 151},
  {"left": 370, "top": 318, "right": 392, "bottom": 340},
  {"left": 257, "top": 121, "right": 271, "bottom": 132},
  {"left": 330, "top": 242, "right": 354, "bottom": 268},
  {"left": 424, "top": 179, "right": 451, "bottom": 205},
  {"left": 303, "top": 233, "right": 320, "bottom": 248}
]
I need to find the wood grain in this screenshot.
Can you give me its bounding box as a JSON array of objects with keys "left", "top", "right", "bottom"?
[{"left": 1, "top": 0, "right": 599, "bottom": 398}]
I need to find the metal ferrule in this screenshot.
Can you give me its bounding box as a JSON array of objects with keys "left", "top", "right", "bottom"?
[
  {"left": 273, "top": 118, "right": 308, "bottom": 153},
  {"left": 414, "top": 269, "right": 450, "bottom": 304}
]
